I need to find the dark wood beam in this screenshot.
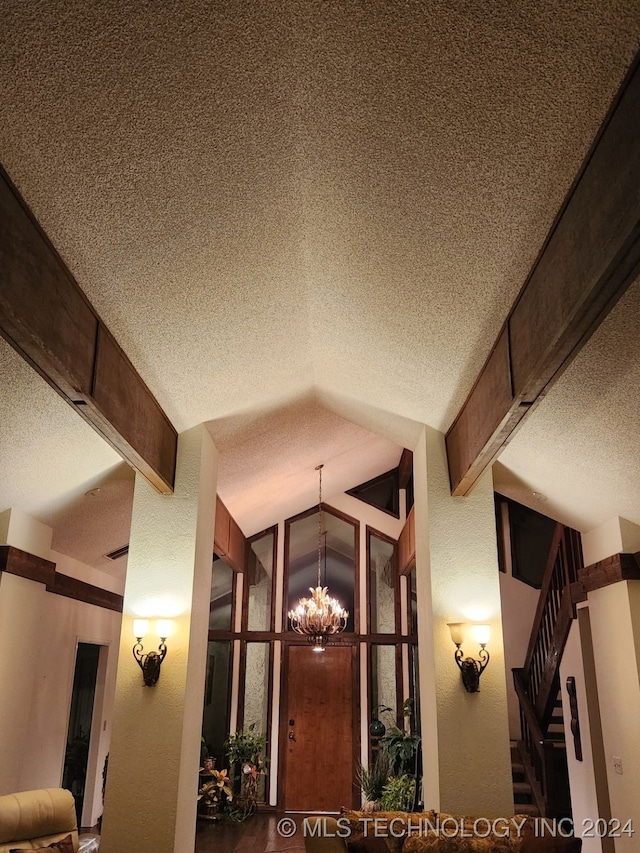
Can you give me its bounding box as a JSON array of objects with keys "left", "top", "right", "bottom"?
[
  {"left": 0, "top": 544, "right": 55, "bottom": 585},
  {"left": 213, "top": 496, "right": 247, "bottom": 572},
  {"left": 579, "top": 552, "right": 640, "bottom": 593},
  {"left": 49, "top": 570, "right": 123, "bottom": 613},
  {"left": 0, "top": 166, "right": 177, "bottom": 493},
  {"left": 446, "top": 52, "right": 640, "bottom": 495},
  {"left": 0, "top": 545, "right": 123, "bottom": 612},
  {"left": 398, "top": 448, "right": 413, "bottom": 488}
]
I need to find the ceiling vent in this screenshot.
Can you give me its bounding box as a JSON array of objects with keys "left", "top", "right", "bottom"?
[{"left": 104, "top": 544, "right": 129, "bottom": 561}]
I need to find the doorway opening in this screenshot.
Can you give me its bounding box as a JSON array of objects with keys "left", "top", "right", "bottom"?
[{"left": 63, "top": 642, "right": 100, "bottom": 825}]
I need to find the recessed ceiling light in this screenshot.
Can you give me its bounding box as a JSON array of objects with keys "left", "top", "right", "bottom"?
[
  {"left": 85, "top": 487, "right": 101, "bottom": 497},
  {"left": 532, "top": 491, "right": 547, "bottom": 502}
]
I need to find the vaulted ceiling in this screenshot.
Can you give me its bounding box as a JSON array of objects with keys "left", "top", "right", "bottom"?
[{"left": 0, "top": 2, "right": 639, "bottom": 568}]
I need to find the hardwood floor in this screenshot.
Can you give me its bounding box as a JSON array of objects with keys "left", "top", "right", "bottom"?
[{"left": 195, "top": 812, "right": 308, "bottom": 853}]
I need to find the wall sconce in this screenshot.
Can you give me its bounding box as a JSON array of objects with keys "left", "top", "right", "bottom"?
[
  {"left": 132, "top": 619, "right": 173, "bottom": 686},
  {"left": 448, "top": 622, "right": 490, "bottom": 693}
]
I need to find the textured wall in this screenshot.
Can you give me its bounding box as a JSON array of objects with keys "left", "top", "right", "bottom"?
[
  {"left": 499, "top": 570, "right": 539, "bottom": 739},
  {"left": 418, "top": 426, "right": 513, "bottom": 816},
  {"left": 560, "top": 614, "right": 611, "bottom": 853},
  {"left": 0, "top": 573, "right": 48, "bottom": 794},
  {"left": 0, "top": 513, "right": 121, "bottom": 825},
  {"left": 588, "top": 582, "right": 640, "bottom": 852},
  {"left": 243, "top": 642, "right": 270, "bottom": 734},
  {"left": 100, "top": 425, "right": 217, "bottom": 853}
]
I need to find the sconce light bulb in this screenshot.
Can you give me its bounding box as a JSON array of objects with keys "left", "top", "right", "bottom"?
[
  {"left": 156, "top": 619, "right": 174, "bottom": 641},
  {"left": 133, "top": 619, "right": 149, "bottom": 641},
  {"left": 472, "top": 624, "right": 490, "bottom": 646}
]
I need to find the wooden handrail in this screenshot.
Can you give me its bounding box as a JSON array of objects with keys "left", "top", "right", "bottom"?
[
  {"left": 534, "top": 587, "right": 576, "bottom": 727},
  {"left": 513, "top": 668, "right": 544, "bottom": 747},
  {"left": 512, "top": 522, "right": 584, "bottom": 818},
  {"left": 524, "top": 522, "right": 564, "bottom": 674}
]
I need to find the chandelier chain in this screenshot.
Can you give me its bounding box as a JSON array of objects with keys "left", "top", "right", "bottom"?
[
  {"left": 287, "top": 462, "right": 348, "bottom": 647},
  {"left": 316, "top": 464, "right": 323, "bottom": 588}
]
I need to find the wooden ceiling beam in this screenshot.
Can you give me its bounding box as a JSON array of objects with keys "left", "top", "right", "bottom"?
[
  {"left": 0, "top": 166, "right": 177, "bottom": 493},
  {"left": 446, "top": 52, "right": 640, "bottom": 496}
]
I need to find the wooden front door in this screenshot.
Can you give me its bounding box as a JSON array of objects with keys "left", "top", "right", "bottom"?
[{"left": 282, "top": 644, "right": 355, "bottom": 811}]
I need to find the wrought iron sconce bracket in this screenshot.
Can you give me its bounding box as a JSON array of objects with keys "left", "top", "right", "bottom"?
[
  {"left": 453, "top": 644, "right": 490, "bottom": 693},
  {"left": 131, "top": 619, "right": 173, "bottom": 686},
  {"left": 132, "top": 639, "right": 168, "bottom": 686}
]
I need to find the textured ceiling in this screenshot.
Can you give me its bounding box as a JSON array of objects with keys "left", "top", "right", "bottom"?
[
  {"left": 494, "top": 274, "right": 640, "bottom": 531},
  {"left": 208, "top": 394, "right": 404, "bottom": 536},
  {"left": 0, "top": 1, "right": 639, "bottom": 567}
]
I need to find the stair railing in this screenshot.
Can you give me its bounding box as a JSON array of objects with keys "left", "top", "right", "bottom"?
[{"left": 513, "top": 523, "right": 585, "bottom": 817}]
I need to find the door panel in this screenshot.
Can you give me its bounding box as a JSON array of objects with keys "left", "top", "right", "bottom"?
[{"left": 283, "top": 645, "right": 354, "bottom": 811}]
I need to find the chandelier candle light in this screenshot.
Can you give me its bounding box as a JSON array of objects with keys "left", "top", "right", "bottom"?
[{"left": 288, "top": 464, "right": 349, "bottom": 652}]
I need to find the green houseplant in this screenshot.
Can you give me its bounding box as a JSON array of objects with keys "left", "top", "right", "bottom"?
[
  {"left": 198, "top": 768, "right": 233, "bottom": 820},
  {"left": 380, "top": 698, "right": 420, "bottom": 777},
  {"left": 357, "top": 749, "right": 390, "bottom": 811},
  {"left": 224, "top": 724, "right": 268, "bottom": 818},
  {"left": 380, "top": 774, "right": 416, "bottom": 811},
  {"left": 380, "top": 726, "right": 421, "bottom": 776}
]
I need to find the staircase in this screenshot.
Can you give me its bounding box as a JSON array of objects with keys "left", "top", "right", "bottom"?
[
  {"left": 512, "top": 523, "right": 585, "bottom": 819},
  {"left": 511, "top": 741, "right": 538, "bottom": 816}
]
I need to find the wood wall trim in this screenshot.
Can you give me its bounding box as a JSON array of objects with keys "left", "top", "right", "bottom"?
[
  {"left": 0, "top": 165, "right": 177, "bottom": 493},
  {"left": 397, "top": 506, "right": 415, "bottom": 576},
  {"left": 579, "top": 552, "right": 640, "bottom": 593},
  {"left": 207, "top": 630, "right": 418, "bottom": 644},
  {"left": 214, "top": 496, "right": 247, "bottom": 573},
  {"left": 446, "top": 52, "right": 640, "bottom": 496},
  {"left": 0, "top": 545, "right": 55, "bottom": 585},
  {"left": 0, "top": 545, "right": 123, "bottom": 612},
  {"left": 398, "top": 449, "right": 413, "bottom": 489},
  {"left": 47, "top": 571, "right": 123, "bottom": 613}
]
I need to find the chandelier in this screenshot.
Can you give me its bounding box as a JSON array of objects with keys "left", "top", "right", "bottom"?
[{"left": 288, "top": 464, "right": 349, "bottom": 651}]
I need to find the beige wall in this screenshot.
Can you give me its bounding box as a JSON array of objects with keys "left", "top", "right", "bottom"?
[
  {"left": 415, "top": 426, "right": 513, "bottom": 817},
  {"left": 0, "top": 572, "right": 48, "bottom": 795},
  {"left": 588, "top": 581, "right": 640, "bottom": 852},
  {"left": 560, "top": 612, "right": 612, "bottom": 853},
  {"left": 429, "top": 427, "right": 513, "bottom": 815},
  {"left": 0, "top": 513, "right": 122, "bottom": 827},
  {"left": 101, "top": 425, "right": 217, "bottom": 853},
  {"left": 582, "top": 516, "right": 640, "bottom": 567},
  {"left": 499, "top": 569, "right": 539, "bottom": 739}
]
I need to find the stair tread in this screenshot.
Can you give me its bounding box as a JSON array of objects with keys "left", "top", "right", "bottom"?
[
  {"left": 515, "top": 804, "right": 541, "bottom": 817},
  {"left": 513, "top": 781, "right": 533, "bottom": 794}
]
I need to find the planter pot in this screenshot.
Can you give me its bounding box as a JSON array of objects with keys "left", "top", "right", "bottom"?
[
  {"left": 369, "top": 719, "right": 386, "bottom": 739},
  {"left": 198, "top": 801, "right": 221, "bottom": 821}
]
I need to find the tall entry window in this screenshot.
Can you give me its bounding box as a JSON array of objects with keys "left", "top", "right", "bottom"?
[
  {"left": 209, "top": 556, "right": 234, "bottom": 631},
  {"left": 368, "top": 529, "right": 397, "bottom": 633},
  {"left": 284, "top": 505, "right": 358, "bottom": 633},
  {"left": 246, "top": 529, "right": 276, "bottom": 632}
]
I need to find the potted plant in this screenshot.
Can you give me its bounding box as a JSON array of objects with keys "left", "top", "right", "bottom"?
[
  {"left": 380, "top": 698, "right": 421, "bottom": 777},
  {"left": 357, "top": 749, "right": 390, "bottom": 812},
  {"left": 198, "top": 768, "right": 233, "bottom": 820},
  {"left": 224, "top": 724, "right": 268, "bottom": 816},
  {"left": 380, "top": 774, "right": 416, "bottom": 811}
]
